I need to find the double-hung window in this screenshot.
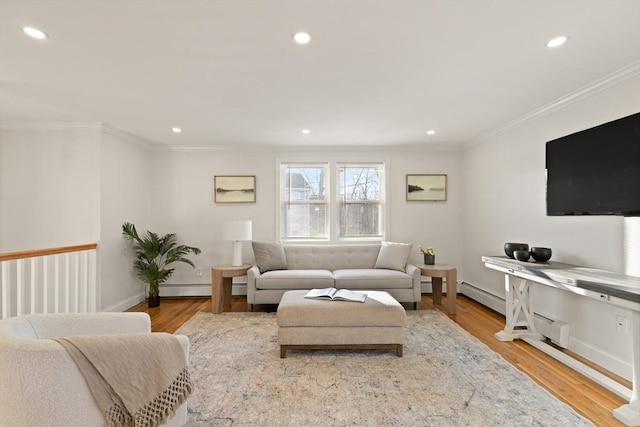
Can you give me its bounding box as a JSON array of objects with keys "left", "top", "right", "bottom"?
[{"left": 279, "top": 161, "right": 385, "bottom": 241}]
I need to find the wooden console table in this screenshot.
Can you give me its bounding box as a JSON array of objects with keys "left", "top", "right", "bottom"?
[
  {"left": 211, "top": 263, "right": 251, "bottom": 314},
  {"left": 419, "top": 263, "right": 457, "bottom": 314},
  {"left": 482, "top": 256, "right": 640, "bottom": 426}
]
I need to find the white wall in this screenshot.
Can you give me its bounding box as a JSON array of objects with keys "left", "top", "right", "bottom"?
[
  {"left": 98, "top": 129, "right": 152, "bottom": 311},
  {"left": 461, "top": 74, "right": 640, "bottom": 379},
  {"left": 0, "top": 124, "right": 100, "bottom": 252},
  {"left": 0, "top": 125, "right": 153, "bottom": 312},
  {"left": 149, "top": 146, "right": 463, "bottom": 286}
]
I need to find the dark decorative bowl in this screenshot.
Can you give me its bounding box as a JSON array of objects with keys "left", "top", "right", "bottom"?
[
  {"left": 504, "top": 243, "right": 529, "bottom": 259},
  {"left": 530, "top": 247, "right": 552, "bottom": 262},
  {"left": 513, "top": 250, "right": 531, "bottom": 261}
]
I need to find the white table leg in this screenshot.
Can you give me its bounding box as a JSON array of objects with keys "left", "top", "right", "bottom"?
[
  {"left": 614, "top": 310, "right": 640, "bottom": 426},
  {"left": 495, "top": 273, "right": 544, "bottom": 342}
]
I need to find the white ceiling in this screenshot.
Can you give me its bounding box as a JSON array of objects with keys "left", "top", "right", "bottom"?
[{"left": 1, "top": 1, "right": 639, "bottom": 149}]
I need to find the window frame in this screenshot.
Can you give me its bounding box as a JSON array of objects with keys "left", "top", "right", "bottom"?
[{"left": 277, "top": 159, "right": 388, "bottom": 243}]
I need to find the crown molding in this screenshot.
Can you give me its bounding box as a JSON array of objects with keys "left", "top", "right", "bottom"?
[
  {"left": 156, "top": 143, "right": 462, "bottom": 152},
  {"left": 0, "top": 121, "right": 155, "bottom": 150},
  {"left": 464, "top": 61, "right": 640, "bottom": 149},
  {"left": 0, "top": 122, "right": 103, "bottom": 131},
  {"left": 100, "top": 123, "right": 154, "bottom": 149}
]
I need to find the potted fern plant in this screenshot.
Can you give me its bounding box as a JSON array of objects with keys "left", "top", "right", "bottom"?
[{"left": 122, "top": 222, "right": 201, "bottom": 307}]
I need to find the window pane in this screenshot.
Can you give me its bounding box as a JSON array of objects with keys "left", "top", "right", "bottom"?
[
  {"left": 284, "top": 167, "right": 326, "bottom": 201},
  {"left": 340, "top": 202, "right": 380, "bottom": 237},
  {"left": 338, "top": 165, "right": 383, "bottom": 237},
  {"left": 283, "top": 203, "right": 327, "bottom": 238},
  {"left": 339, "top": 166, "right": 380, "bottom": 201}
]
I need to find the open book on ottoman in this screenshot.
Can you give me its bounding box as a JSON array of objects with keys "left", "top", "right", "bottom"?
[{"left": 304, "top": 288, "right": 367, "bottom": 303}]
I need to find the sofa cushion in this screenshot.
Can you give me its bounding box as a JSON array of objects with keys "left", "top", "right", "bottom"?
[
  {"left": 374, "top": 241, "right": 412, "bottom": 271},
  {"left": 252, "top": 241, "right": 288, "bottom": 273},
  {"left": 334, "top": 269, "right": 412, "bottom": 290},
  {"left": 256, "top": 269, "right": 334, "bottom": 290},
  {"left": 284, "top": 244, "right": 380, "bottom": 271}
]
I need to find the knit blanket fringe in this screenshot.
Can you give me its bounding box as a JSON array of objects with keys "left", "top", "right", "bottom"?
[{"left": 106, "top": 367, "right": 193, "bottom": 427}]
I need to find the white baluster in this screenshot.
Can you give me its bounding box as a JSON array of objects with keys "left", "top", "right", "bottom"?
[
  {"left": 64, "top": 253, "right": 70, "bottom": 313},
  {"left": 73, "top": 252, "right": 80, "bottom": 312},
  {"left": 54, "top": 255, "right": 60, "bottom": 313},
  {"left": 16, "top": 259, "right": 24, "bottom": 316},
  {"left": 30, "top": 258, "right": 37, "bottom": 314},
  {"left": 1, "top": 262, "right": 10, "bottom": 319},
  {"left": 88, "top": 249, "right": 97, "bottom": 312}
]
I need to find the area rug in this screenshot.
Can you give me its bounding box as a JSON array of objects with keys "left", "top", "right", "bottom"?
[{"left": 176, "top": 310, "right": 592, "bottom": 426}]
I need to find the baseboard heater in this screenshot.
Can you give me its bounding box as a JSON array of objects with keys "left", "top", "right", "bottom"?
[
  {"left": 161, "top": 283, "right": 247, "bottom": 297},
  {"left": 460, "top": 281, "right": 570, "bottom": 348}
]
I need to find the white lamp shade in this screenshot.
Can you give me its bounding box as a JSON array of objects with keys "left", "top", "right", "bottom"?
[
  {"left": 223, "top": 220, "right": 252, "bottom": 266},
  {"left": 223, "top": 220, "right": 252, "bottom": 241}
]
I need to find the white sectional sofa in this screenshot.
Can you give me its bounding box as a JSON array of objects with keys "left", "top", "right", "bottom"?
[{"left": 247, "top": 241, "right": 421, "bottom": 309}]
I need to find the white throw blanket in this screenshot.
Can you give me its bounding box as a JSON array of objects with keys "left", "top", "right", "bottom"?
[{"left": 55, "top": 333, "right": 192, "bottom": 427}]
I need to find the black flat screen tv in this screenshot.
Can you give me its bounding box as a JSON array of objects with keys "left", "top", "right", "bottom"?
[{"left": 546, "top": 112, "right": 640, "bottom": 217}]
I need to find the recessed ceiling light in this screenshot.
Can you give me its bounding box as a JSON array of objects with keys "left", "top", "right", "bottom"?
[
  {"left": 301, "top": 129, "right": 311, "bottom": 134},
  {"left": 293, "top": 32, "right": 312, "bottom": 45},
  {"left": 546, "top": 36, "right": 568, "bottom": 48},
  {"left": 172, "top": 127, "right": 182, "bottom": 133},
  {"left": 23, "top": 27, "right": 48, "bottom": 39},
  {"left": 427, "top": 130, "right": 436, "bottom": 135}
]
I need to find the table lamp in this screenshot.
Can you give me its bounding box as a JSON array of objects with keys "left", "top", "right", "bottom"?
[{"left": 223, "top": 220, "right": 252, "bottom": 266}]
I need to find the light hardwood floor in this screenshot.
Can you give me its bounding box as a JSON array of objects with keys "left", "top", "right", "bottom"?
[{"left": 128, "top": 294, "right": 629, "bottom": 426}]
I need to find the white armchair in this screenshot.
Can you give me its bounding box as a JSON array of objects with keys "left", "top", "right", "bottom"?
[{"left": 0, "top": 313, "right": 189, "bottom": 427}]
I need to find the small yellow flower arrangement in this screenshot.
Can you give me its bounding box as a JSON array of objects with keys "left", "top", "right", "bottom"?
[
  {"left": 419, "top": 246, "right": 435, "bottom": 265},
  {"left": 419, "top": 246, "right": 434, "bottom": 256}
]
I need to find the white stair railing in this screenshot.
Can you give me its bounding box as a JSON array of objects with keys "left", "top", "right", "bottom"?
[{"left": 0, "top": 243, "right": 98, "bottom": 319}]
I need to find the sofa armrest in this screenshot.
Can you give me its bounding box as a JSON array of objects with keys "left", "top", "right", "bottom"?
[
  {"left": 19, "top": 313, "right": 151, "bottom": 339},
  {"left": 173, "top": 334, "right": 190, "bottom": 363},
  {"left": 405, "top": 263, "right": 422, "bottom": 302},
  {"left": 0, "top": 326, "right": 189, "bottom": 427},
  {"left": 246, "top": 265, "right": 262, "bottom": 304}
]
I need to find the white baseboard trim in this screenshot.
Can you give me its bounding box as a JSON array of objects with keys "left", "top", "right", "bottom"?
[
  {"left": 103, "top": 293, "right": 145, "bottom": 312},
  {"left": 420, "top": 278, "right": 457, "bottom": 294},
  {"left": 461, "top": 281, "right": 632, "bottom": 381},
  {"left": 521, "top": 335, "right": 632, "bottom": 401},
  {"left": 568, "top": 335, "right": 633, "bottom": 381},
  {"left": 460, "top": 282, "right": 505, "bottom": 315}
]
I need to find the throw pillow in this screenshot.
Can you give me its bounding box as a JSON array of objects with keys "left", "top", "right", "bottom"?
[
  {"left": 374, "top": 241, "right": 412, "bottom": 271},
  {"left": 252, "top": 241, "right": 288, "bottom": 273}
]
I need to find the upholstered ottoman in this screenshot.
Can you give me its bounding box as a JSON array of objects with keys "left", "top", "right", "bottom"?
[{"left": 277, "top": 290, "right": 406, "bottom": 358}]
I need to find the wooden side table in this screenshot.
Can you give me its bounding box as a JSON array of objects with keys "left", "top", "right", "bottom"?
[
  {"left": 211, "top": 263, "right": 251, "bottom": 314},
  {"left": 419, "top": 263, "right": 457, "bottom": 314}
]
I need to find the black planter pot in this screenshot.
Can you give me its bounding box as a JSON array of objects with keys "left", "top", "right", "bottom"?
[
  {"left": 424, "top": 254, "right": 435, "bottom": 265},
  {"left": 147, "top": 295, "right": 161, "bottom": 308}
]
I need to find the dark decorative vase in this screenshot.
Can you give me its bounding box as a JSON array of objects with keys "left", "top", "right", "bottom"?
[
  {"left": 513, "top": 250, "right": 531, "bottom": 262},
  {"left": 530, "top": 247, "right": 552, "bottom": 262},
  {"left": 424, "top": 254, "right": 435, "bottom": 265},
  {"left": 147, "top": 295, "right": 160, "bottom": 308},
  {"left": 504, "top": 243, "right": 529, "bottom": 259}
]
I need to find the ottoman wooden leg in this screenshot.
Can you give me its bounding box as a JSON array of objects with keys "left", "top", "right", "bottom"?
[
  {"left": 280, "top": 345, "right": 287, "bottom": 358},
  {"left": 396, "top": 344, "right": 403, "bottom": 357}
]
